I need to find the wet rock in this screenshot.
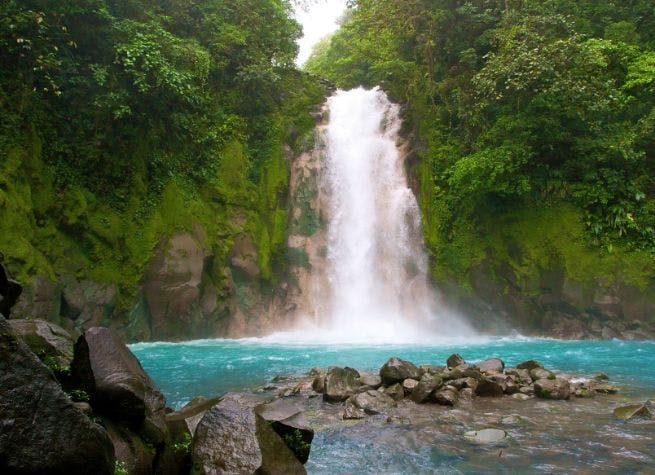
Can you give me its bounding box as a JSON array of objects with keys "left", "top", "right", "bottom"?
[
  {"left": 500, "top": 415, "right": 523, "bottom": 426},
  {"left": 475, "top": 378, "right": 505, "bottom": 397},
  {"left": 380, "top": 357, "right": 421, "bottom": 385},
  {"left": 517, "top": 360, "right": 543, "bottom": 371},
  {"left": 519, "top": 385, "right": 535, "bottom": 396},
  {"left": 311, "top": 369, "right": 326, "bottom": 393},
  {"left": 464, "top": 428, "right": 507, "bottom": 445},
  {"left": 105, "top": 420, "right": 156, "bottom": 475},
  {"left": 504, "top": 379, "right": 520, "bottom": 395},
  {"left": 591, "top": 382, "right": 620, "bottom": 394},
  {"left": 419, "top": 364, "right": 443, "bottom": 376},
  {"left": 383, "top": 383, "right": 405, "bottom": 401},
  {"left": 460, "top": 387, "right": 475, "bottom": 401},
  {"left": 255, "top": 399, "right": 313, "bottom": 471},
  {"left": 434, "top": 387, "right": 459, "bottom": 406},
  {"left": 8, "top": 318, "right": 74, "bottom": 369},
  {"left": 358, "top": 372, "right": 382, "bottom": 390},
  {"left": 593, "top": 373, "right": 609, "bottom": 381},
  {"left": 411, "top": 373, "right": 443, "bottom": 403},
  {"left": 613, "top": 404, "right": 652, "bottom": 421},
  {"left": 0, "top": 316, "right": 115, "bottom": 474},
  {"left": 530, "top": 368, "right": 555, "bottom": 381},
  {"left": 534, "top": 378, "right": 571, "bottom": 400},
  {"left": 449, "top": 377, "right": 479, "bottom": 392},
  {"left": 192, "top": 394, "right": 261, "bottom": 474},
  {"left": 511, "top": 393, "right": 532, "bottom": 401},
  {"left": 71, "top": 327, "right": 168, "bottom": 443},
  {"left": 506, "top": 368, "right": 531, "bottom": 385},
  {"left": 476, "top": 358, "right": 504, "bottom": 374},
  {"left": 344, "top": 390, "right": 396, "bottom": 418},
  {"left": 446, "top": 353, "right": 465, "bottom": 368},
  {"left": 402, "top": 378, "right": 419, "bottom": 395},
  {"left": 324, "top": 367, "right": 361, "bottom": 402}
]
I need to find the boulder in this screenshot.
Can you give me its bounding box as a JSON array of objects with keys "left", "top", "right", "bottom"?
[
  {"left": 475, "top": 378, "right": 505, "bottom": 397},
  {"left": 530, "top": 368, "right": 555, "bottom": 381},
  {"left": 460, "top": 387, "right": 475, "bottom": 401},
  {"left": 344, "top": 390, "right": 396, "bottom": 419},
  {"left": 310, "top": 368, "right": 327, "bottom": 393},
  {"left": 411, "top": 373, "right": 443, "bottom": 403},
  {"left": 105, "top": 420, "right": 156, "bottom": 475},
  {"left": 8, "top": 318, "right": 75, "bottom": 369},
  {"left": 517, "top": 360, "right": 543, "bottom": 371},
  {"left": 192, "top": 394, "right": 262, "bottom": 474},
  {"left": 511, "top": 393, "right": 532, "bottom": 401},
  {"left": 166, "top": 396, "right": 222, "bottom": 436},
  {"left": 613, "top": 404, "right": 652, "bottom": 421},
  {"left": 506, "top": 368, "right": 531, "bottom": 385},
  {"left": 358, "top": 372, "right": 382, "bottom": 390},
  {"left": 534, "top": 378, "right": 571, "bottom": 400},
  {"left": 591, "top": 382, "right": 620, "bottom": 394},
  {"left": 383, "top": 383, "right": 405, "bottom": 401},
  {"left": 464, "top": 428, "right": 507, "bottom": 445},
  {"left": 70, "top": 327, "right": 168, "bottom": 443},
  {"left": 476, "top": 358, "right": 504, "bottom": 374},
  {"left": 0, "top": 263, "right": 22, "bottom": 317},
  {"left": 402, "top": 378, "right": 419, "bottom": 395},
  {"left": 255, "top": 400, "right": 313, "bottom": 473},
  {"left": 446, "top": 354, "right": 465, "bottom": 368},
  {"left": 0, "top": 316, "right": 115, "bottom": 474},
  {"left": 449, "top": 377, "right": 479, "bottom": 392},
  {"left": 379, "top": 357, "right": 421, "bottom": 385},
  {"left": 324, "top": 367, "right": 361, "bottom": 402},
  {"left": 434, "top": 387, "right": 458, "bottom": 406}
]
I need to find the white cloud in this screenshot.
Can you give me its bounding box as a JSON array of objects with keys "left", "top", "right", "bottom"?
[{"left": 294, "top": 0, "right": 347, "bottom": 66}]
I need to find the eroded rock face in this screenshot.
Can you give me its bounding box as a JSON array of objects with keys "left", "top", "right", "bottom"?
[
  {"left": 380, "top": 357, "right": 421, "bottom": 385},
  {"left": 0, "top": 316, "right": 115, "bottom": 474},
  {"left": 71, "top": 327, "right": 168, "bottom": 443}
]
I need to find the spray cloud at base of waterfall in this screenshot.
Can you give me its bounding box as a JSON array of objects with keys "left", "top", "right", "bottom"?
[{"left": 287, "top": 87, "right": 474, "bottom": 343}]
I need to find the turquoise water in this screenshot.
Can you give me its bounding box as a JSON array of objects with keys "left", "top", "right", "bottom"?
[
  {"left": 131, "top": 338, "right": 655, "bottom": 473},
  {"left": 131, "top": 338, "right": 655, "bottom": 408}
]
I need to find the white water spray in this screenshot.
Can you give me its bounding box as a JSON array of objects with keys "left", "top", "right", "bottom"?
[{"left": 270, "top": 88, "right": 473, "bottom": 343}]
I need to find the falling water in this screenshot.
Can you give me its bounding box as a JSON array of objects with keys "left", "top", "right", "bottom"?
[{"left": 286, "top": 87, "right": 473, "bottom": 343}]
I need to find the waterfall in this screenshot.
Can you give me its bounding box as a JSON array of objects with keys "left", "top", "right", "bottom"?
[{"left": 278, "top": 87, "right": 473, "bottom": 343}]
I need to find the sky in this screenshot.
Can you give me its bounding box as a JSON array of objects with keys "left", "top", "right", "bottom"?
[{"left": 294, "top": 0, "right": 348, "bottom": 66}]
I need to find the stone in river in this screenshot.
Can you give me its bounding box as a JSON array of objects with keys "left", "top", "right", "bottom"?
[
  {"left": 446, "top": 353, "right": 465, "bottom": 368},
  {"left": 402, "top": 378, "right": 419, "bottom": 395},
  {"left": 534, "top": 378, "right": 571, "bottom": 400},
  {"left": 383, "top": 383, "right": 405, "bottom": 401},
  {"left": 411, "top": 373, "right": 443, "bottom": 403},
  {"left": 530, "top": 367, "right": 555, "bottom": 381},
  {"left": 434, "top": 387, "right": 458, "bottom": 406},
  {"left": 475, "top": 378, "right": 505, "bottom": 397},
  {"left": 380, "top": 357, "right": 421, "bottom": 385},
  {"left": 358, "top": 372, "right": 382, "bottom": 390},
  {"left": 344, "top": 390, "right": 396, "bottom": 418},
  {"left": 613, "top": 404, "right": 652, "bottom": 421},
  {"left": 476, "top": 358, "right": 505, "bottom": 374},
  {"left": 324, "top": 367, "right": 361, "bottom": 402},
  {"left": 517, "top": 360, "right": 543, "bottom": 371},
  {"left": 591, "top": 382, "right": 620, "bottom": 394},
  {"left": 464, "top": 428, "right": 507, "bottom": 445},
  {"left": 511, "top": 393, "right": 532, "bottom": 401}
]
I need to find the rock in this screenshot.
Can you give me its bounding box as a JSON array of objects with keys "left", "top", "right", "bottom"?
[
  {"left": 324, "top": 367, "right": 361, "bottom": 402},
  {"left": 71, "top": 327, "right": 168, "bottom": 443},
  {"left": 613, "top": 404, "right": 652, "bottom": 421},
  {"left": 358, "top": 372, "right": 382, "bottom": 390},
  {"left": 402, "top": 378, "right": 419, "bottom": 395},
  {"left": 73, "top": 401, "right": 93, "bottom": 415},
  {"left": 446, "top": 353, "right": 466, "bottom": 368},
  {"left": 419, "top": 364, "right": 444, "bottom": 376},
  {"left": 383, "top": 383, "right": 405, "bottom": 401},
  {"left": 501, "top": 415, "right": 523, "bottom": 425},
  {"left": 530, "top": 368, "right": 555, "bottom": 381},
  {"left": 255, "top": 399, "right": 313, "bottom": 472},
  {"left": 311, "top": 370, "right": 326, "bottom": 393},
  {"left": 591, "top": 382, "right": 620, "bottom": 394},
  {"left": 460, "top": 387, "right": 475, "bottom": 401},
  {"left": 411, "top": 373, "right": 443, "bottom": 403},
  {"left": 506, "top": 368, "right": 531, "bottom": 385},
  {"left": 517, "top": 360, "right": 543, "bottom": 371},
  {"left": 192, "top": 394, "right": 262, "bottom": 474},
  {"left": 434, "top": 387, "right": 459, "bottom": 406},
  {"left": 380, "top": 357, "right": 421, "bottom": 385},
  {"left": 344, "top": 390, "right": 396, "bottom": 418},
  {"left": 8, "top": 318, "right": 75, "bottom": 369},
  {"left": 464, "top": 428, "right": 507, "bottom": 445},
  {"left": 166, "top": 396, "right": 222, "bottom": 436},
  {"left": 511, "top": 393, "right": 532, "bottom": 401},
  {"left": 534, "top": 378, "right": 571, "bottom": 400},
  {"left": 475, "top": 378, "right": 505, "bottom": 397},
  {"left": 0, "top": 316, "right": 115, "bottom": 474},
  {"left": 476, "top": 358, "right": 504, "bottom": 374},
  {"left": 105, "top": 420, "right": 156, "bottom": 475},
  {"left": 519, "top": 385, "right": 535, "bottom": 396},
  {"left": 593, "top": 373, "right": 609, "bottom": 381},
  {"left": 449, "top": 377, "right": 479, "bottom": 392},
  {"left": 0, "top": 263, "right": 22, "bottom": 317}
]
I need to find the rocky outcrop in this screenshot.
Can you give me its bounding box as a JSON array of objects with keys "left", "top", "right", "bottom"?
[
  {"left": 71, "top": 327, "right": 168, "bottom": 443},
  {"left": 0, "top": 316, "right": 115, "bottom": 474}
]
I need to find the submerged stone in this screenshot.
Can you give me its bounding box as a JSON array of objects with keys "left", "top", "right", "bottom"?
[
  {"left": 464, "top": 428, "right": 507, "bottom": 445},
  {"left": 613, "top": 404, "right": 652, "bottom": 421}
]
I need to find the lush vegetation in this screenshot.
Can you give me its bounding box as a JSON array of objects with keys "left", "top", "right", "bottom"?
[
  {"left": 0, "top": 1, "right": 325, "bottom": 306},
  {"left": 306, "top": 0, "right": 655, "bottom": 288}
]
